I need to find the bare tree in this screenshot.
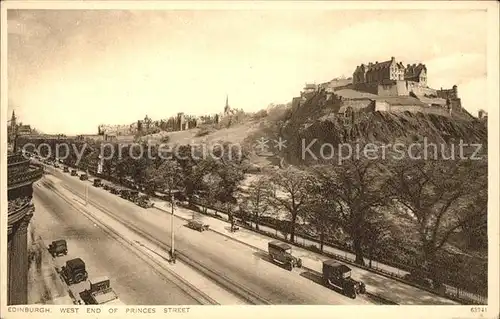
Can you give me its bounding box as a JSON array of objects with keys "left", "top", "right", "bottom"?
[
  {"left": 268, "top": 166, "right": 311, "bottom": 243},
  {"left": 242, "top": 176, "right": 273, "bottom": 230}
]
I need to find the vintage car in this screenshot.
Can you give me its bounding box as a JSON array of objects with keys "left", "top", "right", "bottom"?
[
  {"left": 187, "top": 219, "right": 210, "bottom": 232},
  {"left": 60, "top": 258, "right": 88, "bottom": 285},
  {"left": 128, "top": 190, "right": 139, "bottom": 202},
  {"left": 120, "top": 189, "right": 130, "bottom": 199},
  {"left": 322, "top": 259, "right": 366, "bottom": 299},
  {"left": 71, "top": 169, "right": 78, "bottom": 176},
  {"left": 268, "top": 241, "right": 302, "bottom": 271},
  {"left": 93, "top": 178, "right": 103, "bottom": 187},
  {"left": 103, "top": 184, "right": 110, "bottom": 191},
  {"left": 48, "top": 239, "right": 68, "bottom": 257},
  {"left": 79, "top": 174, "right": 89, "bottom": 181},
  {"left": 63, "top": 166, "right": 70, "bottom": 173},
  {"left": 110, "top": 187, "right": 120, "bottom": 195},
  {"left": 79, "top": 276, "right": 124, "bottom": 305},
  {"left": 137, "top": 196, "right": 154, "bottom": 208}
]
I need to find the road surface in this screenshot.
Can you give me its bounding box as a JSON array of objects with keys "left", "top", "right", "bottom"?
[
  {"left": 32, "top": 180, "right": 202, "bottom": 305},
  {"left": 44, "top": 167, "right": 375, "bottom": 305}
]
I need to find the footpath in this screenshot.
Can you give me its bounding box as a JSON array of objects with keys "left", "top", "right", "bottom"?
[
  {"left": 27, "top": 223, "right": 73, "bottom": 305},
  {"left": 151, "top": 199, "right": 459, "bottom": 305}
]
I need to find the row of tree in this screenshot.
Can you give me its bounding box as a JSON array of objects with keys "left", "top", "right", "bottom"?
[{"left": 19, "top": 137, "right": 487, "bottom": 292}]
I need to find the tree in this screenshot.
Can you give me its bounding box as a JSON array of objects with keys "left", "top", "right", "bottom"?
[
  {"left": 314, "top": 158, "right": 392, "bottom": 265},
  {"left": 388, "top": 159, "right": 487, "bottom": 282},
  {"left": 146, "top": 160, "right": 183, "bottom": 198},
  {"left": 304, "top": 172, "right": 341, "bottom": 252},
  {"left": 242, "top": 176, "right": 273, "bottom": 230},
  {"left": 268, "top": 166, "right": 311, "bottom": 243}
]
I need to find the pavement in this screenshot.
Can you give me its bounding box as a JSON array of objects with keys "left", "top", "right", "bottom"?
[
  {"left": 40, "top": 164, "right": 458, "bottom": 305},
  {"left": 32, "top": 176, "right": 203, "bottom": 305},
  {"left": 27, "top": 223, "right": 73, "bottom": 305},
  {"left": 151, "top": 199, "right": 459, "bottom": 305},
  {"left": 46, "top": 167, "right": 376, "bottom": 305}
]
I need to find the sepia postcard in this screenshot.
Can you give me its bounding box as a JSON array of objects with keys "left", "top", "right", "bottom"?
[{"left": 1, "top": 1, "right": 499, "bottom": 319}]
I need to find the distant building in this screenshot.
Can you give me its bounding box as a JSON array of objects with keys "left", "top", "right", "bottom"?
[
  {"left": 301, "top": 83, "right": 318, "bottom": 97},
  {"left": 353, "top": 57, "right": 406, "bottom": 85},
  {"left": 478, "top": 109, "right": 488, "bottom": 120}
]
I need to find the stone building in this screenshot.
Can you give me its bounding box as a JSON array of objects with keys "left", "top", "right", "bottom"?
[
  {"left": 436, "top": 85, "right": 459, "bottom": 100},
  {"left": 7, "top": 144, "right": 43, "bottom": 304},
  {"left": 478, "top": 109, "right": 488, "bottom": 120},
  {"left": 405, "top": 63, "right": 427, "bottom": 86},
  {"left": 353, "top": 57, "right": 406, "bottom": 85}
]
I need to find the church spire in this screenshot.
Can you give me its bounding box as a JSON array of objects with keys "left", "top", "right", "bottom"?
[{"left": 224, "top": 95, "right": 230, "bottom": 114}]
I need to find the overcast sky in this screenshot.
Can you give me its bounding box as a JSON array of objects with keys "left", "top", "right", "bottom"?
[{"left": 8, "top": 9, "right": 488, "bottom": 134}]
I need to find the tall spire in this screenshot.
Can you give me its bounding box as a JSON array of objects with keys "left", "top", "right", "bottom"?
[{"left": 224, "top": 94, "right": 230, "bottom": 114}]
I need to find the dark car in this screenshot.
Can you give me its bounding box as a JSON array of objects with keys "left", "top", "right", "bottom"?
[
  {"left": 322, "top": 259, "right": 366, "bottom": 299},
  {"left": 80, "top": 174, "right": 89, "bottom": 181},
  {"left": 110, "top": 187, "right": 120, "bottom": 195},
  {"left": 103, "top": 184, "right": 110, "bottom": 191},
  {"left": 71, "top": 170, "right": 78, "bottom": 176},
  {"left": 63, "top": 167, "right": 70, "bottom": 173},
  {"left": 129, "top": 190, "right": 139, "bottom": 202},
  {"left": 61, "top": 258, "right": 88, "bottom": 285},
  {"left": 268, "top": 241, "right": 302, "bottom": 271},
  {"left": 93, "top": 178, "right": 102, "bottom": 187},
  {"left": 48, "top": 239, "right": 68, "bottom": 257},
  {"left": 187, "top": 219, "right": 210, "bottom": 232}
]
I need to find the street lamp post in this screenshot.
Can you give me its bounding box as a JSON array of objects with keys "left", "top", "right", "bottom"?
[
  {"left": 170, "top": 193, "right": 175, "bottom": 263},
  {"left": 85, "top": 169, "right": 89, "bottom": 206}
]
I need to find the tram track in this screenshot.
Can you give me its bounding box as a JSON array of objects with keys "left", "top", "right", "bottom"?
[
  {"left": 58, "top": 182, "right": 272, "bottom": 305},
  {"left": 39, "top": 179, "right": 218, "bottom": 305}
]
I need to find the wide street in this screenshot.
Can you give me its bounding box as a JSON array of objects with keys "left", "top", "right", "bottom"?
[
  {"left": 32, "top": 179, "right": 202, "bottom": 305},
  {"left": 37, "top": 166, "right": 375, "bottom": 305}
]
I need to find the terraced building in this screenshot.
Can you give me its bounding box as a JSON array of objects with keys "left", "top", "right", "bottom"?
[{"left": 7, "top": 150, "right": 43, "bottom": 304}]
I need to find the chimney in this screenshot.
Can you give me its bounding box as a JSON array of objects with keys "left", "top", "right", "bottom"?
[
  {"left": 391, "top": 56, "right": 395, "bottom": 61},
  {"left": 375, "top": 61, "right": 378, "bottom": 64},
  {"left": 412, "top": 63, "right": 416, "bottom": 67}
]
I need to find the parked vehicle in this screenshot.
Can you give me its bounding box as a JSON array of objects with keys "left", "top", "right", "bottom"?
[
  {"left": 322, "top": 259, "right": 366, "bottom": 299},
  {"left": 129, "top": 190, "right": 139, "bottom": 202},
  {"left": 120, "top": 189, "right": 130, "bottom": 199},
  {"left": 103, "top": 184, "right": 110, "bottom": 190},
  {"left": 80, "top": 174, "right": 88, "bottom": 181},
  {"left": 110, "top": 187, "right": 120, "bottom": 195},
  {"left": 60, "top": 258, "right": 88, "bottom": 285},
  {"left": 268, "top": 240, "right": 302, "bottom": 271},
  {"left": 93, "top": 178, "right": 103, "bottom": 187},
  {"left": 137, "top": 196, "right": 154, "bottom": 208},
  {"left": 71, "top": 170, "right": 78, "bottom": 176},
  {"left": 79, "top": 276, "right": 124, "bottom": 305},
  {"left": 187, "top": 219, "right": 210, "bottom": 232},
  {"left": 48, "top": 239, "right": 68, "bottom": 257},
  {"left": 63, "top": 167, "right": 70, "bottom": 173}
]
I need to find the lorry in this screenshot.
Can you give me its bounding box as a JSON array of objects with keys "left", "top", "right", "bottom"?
[
  {"left": 78, "top": 276, "right": 124, "bottom": 305},
  {"left": 268, "top": 240, "right": 302, "bottom": 271},
  {"left": 60, "top": 258, "right": 88, "bottom": 285},
  {"left": 322, "top": 259, "right": 366, "bottom": 299},
  {"left": 48, "top": 239, "right": 68, "bottom": 257}
]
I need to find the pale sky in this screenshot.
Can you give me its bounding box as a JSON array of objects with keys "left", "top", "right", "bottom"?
[{"left": 7, "top": 9, "right": 487, "bottom": 135}]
